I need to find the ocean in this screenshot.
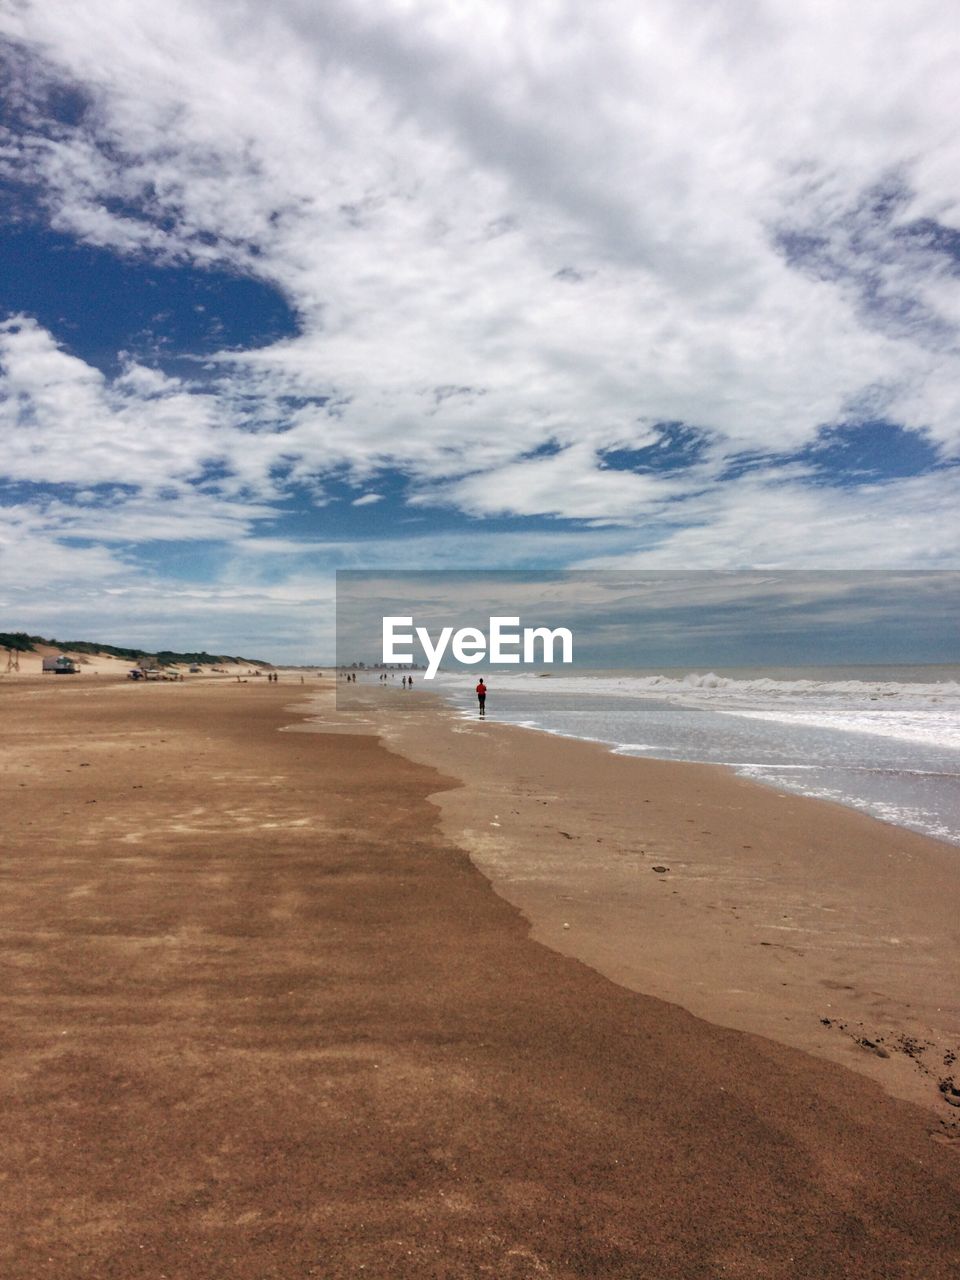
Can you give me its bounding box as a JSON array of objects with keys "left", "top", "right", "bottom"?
[{"left": 432, "top": 666, "right": 960, "bottom": 846}]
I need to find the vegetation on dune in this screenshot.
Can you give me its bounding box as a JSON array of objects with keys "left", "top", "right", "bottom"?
[
  {"left": 0, "top": 632, "right": 265, "bottom": 666},
  {"left": 0, "top": 632, "right": 38, "bottom": 652}
]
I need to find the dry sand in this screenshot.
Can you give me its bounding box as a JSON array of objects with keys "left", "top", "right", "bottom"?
[
  {"left": 0, "top": 644, "right": 138, "bottom": 679},
  {"left": 1, "top": 676, "right": 959, "bottom": 1278}
]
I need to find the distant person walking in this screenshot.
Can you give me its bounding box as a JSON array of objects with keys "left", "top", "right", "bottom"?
[{"left": 476, "top": 678, "right": 487, "bottom": 718}]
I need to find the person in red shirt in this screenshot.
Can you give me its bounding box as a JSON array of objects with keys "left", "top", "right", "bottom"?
[{"left": 476, "top": 679, "right": 487, "bottom": 718}]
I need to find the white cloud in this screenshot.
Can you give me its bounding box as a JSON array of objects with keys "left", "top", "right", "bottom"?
[
  {"left": 4, "top": 2, "right": 958, "bottom": 456},
  {"left": 0, "top": 0, "right": 958, "bottom": 654},
  {"left": 0, "top": 501, "right": 127, "bottom": 589},
  {"left": 0, "top": 318, "right": 228, "bottom": 487},
  {"left": 579, "top": 470, "right": 960, "bottom": 570},
  {"left": 420, "top": 442, "right": 691, "bottom": 522}
]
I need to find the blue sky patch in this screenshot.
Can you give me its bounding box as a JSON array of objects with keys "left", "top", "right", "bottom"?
[
  {"left": 773, "top": 175, "right": 959, "bottom": 346},
  {"left": 0, "top": 478, "right": 140, "bottom": 505},
  {"left": 719, "top": 422, "right": 951, "bottom": 490},
  {"left": 0, "top": 219, "right": 299, "bottom": 375},
  {"left": 268, "top": 473, "right": 598, "bottom": 542},
  {"left": 599, "top": 423, "right": 709, "bottom": 474},
  {"left": 796, "top": 421, "right": 948, "bottom": 486}
]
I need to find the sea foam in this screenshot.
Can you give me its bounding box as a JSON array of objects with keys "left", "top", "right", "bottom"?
[{"left": 437, "top": 671, "right": 960, "bottom": 752}]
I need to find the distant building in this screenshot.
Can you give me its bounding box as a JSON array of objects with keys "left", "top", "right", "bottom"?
[{"left": 42, "top": 655, "right": 79, "bottom": 675}]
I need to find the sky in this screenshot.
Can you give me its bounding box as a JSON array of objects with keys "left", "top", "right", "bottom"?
[
  {"left": 336, "top": 571, "right": 960, "bottom": 670},
  {"left": 1, "top": 1, "right": 958, "bottom": 661}
]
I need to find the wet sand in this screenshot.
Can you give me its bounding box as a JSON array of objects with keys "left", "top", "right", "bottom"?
[
  {"left": 351, "top": 683, "right": 960, "bottom": 1121},
  {"left": 2, "top": 676, "right": 959, "bottom": 1278}
]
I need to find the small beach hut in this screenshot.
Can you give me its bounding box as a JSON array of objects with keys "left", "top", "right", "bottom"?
[{"left": 42, "top": 655, "right": 79, "bottom": 675}]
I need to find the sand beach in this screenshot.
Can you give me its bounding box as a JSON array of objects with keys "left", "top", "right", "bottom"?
[
  {"left": 1, "top": 674, "right": 959, "bottom": 1277},
  {"left": 5, "top": 2, "right": 958, "bottom": 1275},
  {"left": 353, "top": 683, "right": 960, "bottom": 1120}
]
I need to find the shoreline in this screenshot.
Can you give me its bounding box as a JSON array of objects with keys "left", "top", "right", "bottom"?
[
  {"left": 476, "top": 709, "right": 960, "bottom": 849},
  {"left": 328, "top": 683, "right": 960, "bottom": 1120},
  {"left": 426, "top": 676, "right": 960, "bottom": 848}
]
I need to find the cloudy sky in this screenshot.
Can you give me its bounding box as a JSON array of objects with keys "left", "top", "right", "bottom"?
[
  {"left": 1, "top": 1, "right": 958, "bottom": 659},
  {"left": 337, "top": 571, "right": 960, "bottom": 669}
]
